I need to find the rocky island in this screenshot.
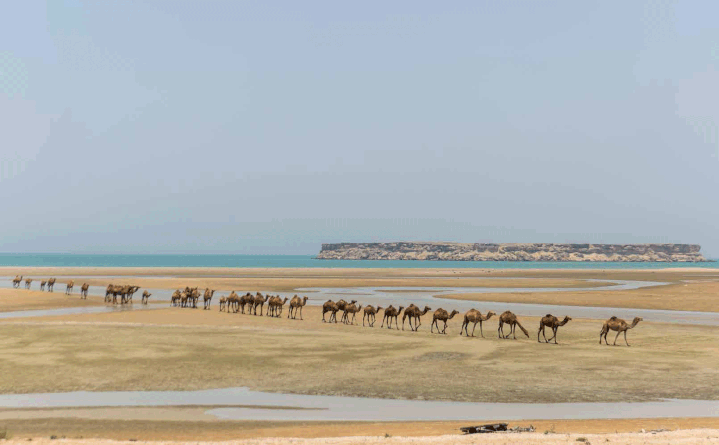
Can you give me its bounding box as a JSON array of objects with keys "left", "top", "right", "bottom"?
[{"left": 316, "top": 242, "right": 708, "bottom": 262}]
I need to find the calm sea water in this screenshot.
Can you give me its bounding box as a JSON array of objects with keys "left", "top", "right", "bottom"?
[{"left": 0, "top": 253, "right": 716, "bottom": 269}]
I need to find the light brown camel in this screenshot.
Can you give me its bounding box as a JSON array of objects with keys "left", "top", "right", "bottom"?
[
  {"left": 498, "top": 310, "right": 529, "bottom": 339},
  {"left": 328, "top": 299, "right": 356, "bottom": 323},
  {"left": 227, "top": 291, "right": 241, "bottom": 313},
  {"left": 538, "top": 314, "right": 572, "bottom": 344},
  {"left": 12, "top": 276, "right": 22, "bottom": 289},
  {"left": 381, "top": 305, "right": 404, "bottom": 330},
  {"left": 203, "top": 288, "right": 215, "bottom": 310},
  {"left": 431, "top": 308, "right": 460, "bottom": 334},
  {"left": 599, "top": 316, "right": 643, "bottom": 346},
  {"left": 402, "top": 305, "right": 431, "bottom": 331},
  {"left": 288, "top": 295, "right": 309, "bottom": 320},
  {"left": 341, "top": 302, "right": 363, "bottom": 325},
  {"left": 460, "top": 309, "right": 496, "bottom": 337},
  {"left": 40, "top": 280, "right": 47, "bottom": 291},
  {"left": 269, "top": 296, "right": 289, "bottom": 317},
  {"left": 80, "top": 283, "right": 89, "bottom": 299},
  {"left": 47, "top": 277, "right": 56, "bottom": 292},
  {"left": 252, "top": 292, "right": 267, "bottom": 316},
  {"left": 65, "top": 280, "right": 74, "bottom": 295},
  {"left": 218, "top": 295, "right": 227, "bottom": 312},
  {"left": 25, "top": 278, "right": 33, "bottom": 289},
  {"left": 141, "top": 290, "right": 152, "bottom": 304},
  {"left": 362, "top": 305, "right": 383, "bottom": 327},
  {"left": 171, "top": 290, "right": 181, "bottom": 306}
]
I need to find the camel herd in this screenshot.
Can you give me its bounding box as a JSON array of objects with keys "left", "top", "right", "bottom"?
[{"left": 9, "top": 276, "right": 645, "bottom": 346}]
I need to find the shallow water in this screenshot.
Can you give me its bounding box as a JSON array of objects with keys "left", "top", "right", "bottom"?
[{"left": 0, "top": 387, "right": 717, "bottom": 421}]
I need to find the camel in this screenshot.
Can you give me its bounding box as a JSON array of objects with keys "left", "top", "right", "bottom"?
[
  {"left": 227, "top": 291, "right": 241, "bottom": 313},
  {"left": 65, "top": 280, "right": 74, "bottom": 295},
  {"left": 460, "top": 309, "right": 496, "bottom": 337},
  {"left": 239, "top": 292, "right": 253, "bottom": 314},
  {"left": 47, "top": 278, "right": 56, "bottom": 292},
  {"left": 498, "top": 311, "right": 529, "bottom": 339},
  {"left": 40, "top": 280, "right": 47, "bottom": 291},
  {"left": 322, "top": 300, "right": 341, "bottom": 323},
  {"left": 25, "top": 278, "right": 33, "bottom": 289},
  {"left": 431, "top": 308, "right": 460, "bottom": 334},
  {"left": 218, "top": 296, "right": 227, "bottom": 312},
  {"left": 599, "top": 316, "right": 643, "bottom": 346},
  {"left": 12, "top": 276, "right": 22, "bottom": 289},
  {"left": 180, "top": 291, "right": 190, "bottom": 308},
  {"left": 538, "top": 314, "right": 572, "bottom": 344},
  {"left": 341, "top": 302, "right": 363, "bottom": 325},
  {"left": 251, "top": 292, "right": 267, "bottom": 316},
  {"left": 288, "top": 295, "right": 309, "bottom": 320},
  {"left": 328, "top": 299, "right": 357, "bottom": 323},
  {"left": 141, "top": 290, "right": 152, "bottom": 304},
  {"left": 362, "top": 305, "right": 383, "bottom": 327},
  {"left": 402, "top": 305, "right": 431, "bottom": 331},
  {"left": 268, "top": 296, "right": 289, "bottom": 317},
  {"left": 381, "top": 305, "right": 404, "bottom": 330},
  {"left": 171, "top": 290, "right": 181, "bottom": 306},
  {"left": 203, "top": 288, "right": 215, "bottom": 310},
  {"left": 80, "top": 283, "right": 89, "bottom": 299}
]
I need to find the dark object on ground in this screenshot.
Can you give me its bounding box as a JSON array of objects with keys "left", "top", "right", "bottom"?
[{"left": 460, "top": 423, "right": 508, "bottom": 434}]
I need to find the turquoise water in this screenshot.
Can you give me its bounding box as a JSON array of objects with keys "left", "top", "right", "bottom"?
[{"left": 0, "top": 253, "right": 716, "bottom": 269}]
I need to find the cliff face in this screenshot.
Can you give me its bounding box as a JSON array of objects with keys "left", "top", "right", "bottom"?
[{"left": 316, "top": 242, "right": 708, "bottom": 262}]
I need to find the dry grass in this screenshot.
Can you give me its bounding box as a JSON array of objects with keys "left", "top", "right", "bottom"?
[{"left": 1, "top": 306, "right": 718, "bottom": 403}]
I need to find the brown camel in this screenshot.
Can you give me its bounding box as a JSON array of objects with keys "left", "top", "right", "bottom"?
[
  {"left": 203, "top": 288, "right": 215, "bottom": 310},
  {"left": 47, "top": 278, "right": 56, "bottom": 292},
  {"left": 460, "top": 309, "right": 496, "bottom": 337},
  {"left": 431, "top": 308, "right": 460, "bottom": 334},
  {"left": 239, "top": 292, "right": 253, "bottom": 314},
  {"left": 538, "top": 314, "right": 572, "bottom": 344},
  {"left": 288, "top": 295, "right": 309, "bottom": 320},
  {"left": 498, "top": 310, "right": 529, "bottom": 339},
  {"left": 80, "top": 283, "right": 89, "bottom": 299},
  {"left": 342, "top": 302, "right": 363, "bottom": 325},
  {"left": 65, "top": 280, "right": 74, "bottom": 295},
  {"left": 218, "top": 295, "right": 227, "bottom": 312},
  {"left": 12, "top": 276, "right": 22, "bottom": 289},
  {"left": 402, "top": 305, "right": 431, "bottom": 331},
  {"left": 329, "top": 299, "right": 356, "bottom": 323},
  {"left": 362, "top": 305, "right": 383, "bottom": 327},
  {"left": 322, "top": 300, "right": 340, "bottom": 323},
  {"left": 40, "top": 280, "right": 47, "bottom": 291},
  {"left": 252, "top": 292, "right": 267, "bottom": 316},
  {"left": 141, "top": 290, "right": 152, "bottom": 304},
  {"left": 599, "top": 316, "right": 643, "bottom": 346},
  {"left": 25, "top": 278, "right": 33, "bottom": 289},
  {"left": 381, "top": 305, "right": 404, "bottom": 330}
]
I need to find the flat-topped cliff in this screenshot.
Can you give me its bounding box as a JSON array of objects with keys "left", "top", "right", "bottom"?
[{"left": 316, "top": 242, "right": 708, "bottom": 262}]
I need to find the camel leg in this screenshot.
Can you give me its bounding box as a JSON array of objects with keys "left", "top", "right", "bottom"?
[
  {"left": 538, "top": 325, "right": 543, "bottom": 343},
  {"left": 548, "top": 327, "right": 558, "bottom": 344},
  {"left": 624, "top": 330, "right": 630, "bottom": 347},
  {"left": 613, "top": 330, "right": 621, "bottom": 346},
  {"left": 431, "top": 320, "right": 436, "bottom": 333},
  {"left": 498, "top": 322, "right": 503, "bottom": 339},
  {"left": 478, "top": 321, "right": 484, "bottom": 338},
  {"left": 442, "top": 320, "right": 448, "bottom": 334},
  {"left": 300, "top": 306, "right": 304, "bottom": 320}
]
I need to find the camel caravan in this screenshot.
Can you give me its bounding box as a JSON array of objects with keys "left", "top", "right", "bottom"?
[{"left": 8, "top": 277, "right": 645, "bottom": 346}]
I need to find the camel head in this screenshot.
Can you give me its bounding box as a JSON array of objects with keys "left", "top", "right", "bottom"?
[
  {"left": 282, "top": 297, "right": 288, "bottom": 303},
  {"left": 563, "top": 316, "right": 572, "bottom": 322},
  {"left": 631, "top": 317, "right": 643, "bottom": 326},
  {"left": 486, "top": 311, "right": 497, "bottom": 319},
  {"left": 350, "top": 299, "right": 357, "bottom": 304},
  {"left": 303, "top": 296, "right": 309, "bottom": 303},
  {"left": 422, "top": 306, "right": 432, "bottom": 315},
  {"left": 449, "top": 310, "right": 460, "bottom": 318},
  {"left": 397, "top": 306, "right": 405, "bottom": 313},
  {"left": 376, "top": 306, "right": 383, "bottom": 312}
]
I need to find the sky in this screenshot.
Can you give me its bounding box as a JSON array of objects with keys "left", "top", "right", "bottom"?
[{"left": 1, "top": 1, "right": 718, "bottom": 256}]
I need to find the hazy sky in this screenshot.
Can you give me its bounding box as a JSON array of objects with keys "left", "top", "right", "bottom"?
[{"left": 1, "top": 1, "right": 718, "bottom": 256}]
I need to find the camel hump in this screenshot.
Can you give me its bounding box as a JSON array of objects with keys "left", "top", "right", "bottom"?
[
  {"left": 610, "top": 316, "right": 618, "bottom": 320},
  {"left": 545, "top": 314, "right": 552, "bottom": 317}
]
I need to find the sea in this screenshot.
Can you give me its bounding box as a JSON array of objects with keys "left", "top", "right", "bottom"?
[{"left": 0, "top": 253, "right": 717, "bottom": 269}]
